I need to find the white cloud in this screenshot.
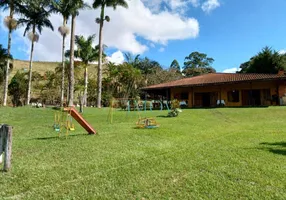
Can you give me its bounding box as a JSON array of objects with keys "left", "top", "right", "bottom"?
[
  {"left": 149, "top": 43, "right": 156, "bottom": 48},
  {"left": 106, "top": 51, "right": 125, "bottom": 65},
  {"left": 0, "top": 0, "right": 200, "bottom": 62},
  {"left": 142, "top": 0, "right": 199, "bottom": 14},
  {"left": 279, "top": 49, "right": 286, "bottom": 55},
  {"left": 222, "top": 68, "right": 239, "bottom": 73},
  {"left": 202, "top": 0, "right": 220, "bottom": 13},
  {"left": 159, "top": 47, "right": 165, "bottom": 52}
]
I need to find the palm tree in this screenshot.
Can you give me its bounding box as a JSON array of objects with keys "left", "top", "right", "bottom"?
[
  {"left": 67, "top": 0, "right": 90, "bottom": 107},
  {"left": 17, "top": 1, "right": 54, "bottom": 105},
  {"left": 50, "top": 0, "right": 73, "bottom": 107},
  {"left": 0, "top": 44, "right": 13, "bottom": 87},
  {"left": 93, "top": 0, "right": 128, "bottom": 108},
  {"left": 124, "top": 52, "right": 140, "bottom": 66},
  {"left": 66, "top": 34, "right": 100, "bottom": 106},
  {"left": 0, "top": 0, "right": 22, "bottom": 106}
]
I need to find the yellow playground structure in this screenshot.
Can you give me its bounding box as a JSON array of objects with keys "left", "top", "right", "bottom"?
[
  {"left": 136, "top": 117, "right": 159, "bottom": 129},
  {"left": 53, "top": 109, "right": 75, "bottom": 137}
]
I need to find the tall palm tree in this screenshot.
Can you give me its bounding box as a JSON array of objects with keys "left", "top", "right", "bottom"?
[
  {"left": 0, "top": 44, "right": 13, "bottom": 87},
  {"left": 65, "top": 34, "right": 100, "bottom": 106},
  {"left": 50, "top": 0, "right": 73, "bottom": 107},
  {"left": 93, "top": 0, "right": 128, "bottom": 108},
  {"left": 0, "top": 0, "right": 22, "bottom": 106},
  {"left": 17, "top": 1, "right": 54, "bottom": 105},
  {"left": 67, "top": 0, "right": 90, "bottom": 107}
]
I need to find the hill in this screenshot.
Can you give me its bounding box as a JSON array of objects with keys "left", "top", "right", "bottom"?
[{"left": 11, "top": 59, "right": 98, "bottom": 76}]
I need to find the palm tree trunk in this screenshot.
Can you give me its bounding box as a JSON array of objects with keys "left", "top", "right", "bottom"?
[
  {"left": 26, "top": 25, "right": 36, "bottom": 105},
  {"left": 3, "top": 7, "right": 14, "bottom": 106},
  {"left": 84, "top": 66, "right": 88, "bottom": 107},
  {"left": 60, "top": 18, "right": 67, "bottom": 107},
  {"left": 68, "top": 15, "right": 75, "bottom": 107},
  {"left": 96, "top": 5, "right": 105, "bottom": 108}
]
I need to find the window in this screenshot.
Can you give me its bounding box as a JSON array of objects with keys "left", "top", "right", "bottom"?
[{"left": 228, "top": 90, "right": 240, "bottom": 102}]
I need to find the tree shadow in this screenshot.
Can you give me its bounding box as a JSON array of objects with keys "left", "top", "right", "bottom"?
[
  {"left": 259, "top": 141, "right": 286, "bottom": 156},
  {"left": 260, "top": 142, "right": 286, "bottom": 147},
  {"left": 34, "top": 133, "right": 93, "bottom": 140},
  {"left": 156, "top": 115, "right": 170, "bottom": 118}
]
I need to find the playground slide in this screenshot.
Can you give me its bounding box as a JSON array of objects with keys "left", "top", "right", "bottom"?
[{"left": 64, "top": 107, "right": 96, "bottom": 134}]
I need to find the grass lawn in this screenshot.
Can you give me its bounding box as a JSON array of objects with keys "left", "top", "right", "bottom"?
[{"left": 0, "top": 106, "right": 285, "bottom": 199}]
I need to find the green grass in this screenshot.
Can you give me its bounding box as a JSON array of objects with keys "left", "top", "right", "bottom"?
[{"left": 0, "top": 107, "right": 285, "bottom": 199}]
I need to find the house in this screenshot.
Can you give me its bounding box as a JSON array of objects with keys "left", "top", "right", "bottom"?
[{"left": 143, "top": 72, "right": 286, "bottom": 107}]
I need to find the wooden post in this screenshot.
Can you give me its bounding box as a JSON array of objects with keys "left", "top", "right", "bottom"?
[{"left": 0, "top": 125, "right": 13, "bottom": 172}]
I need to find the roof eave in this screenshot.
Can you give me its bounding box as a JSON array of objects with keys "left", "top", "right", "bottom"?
[{"left": 142, "top": 77, "right": 286, "bottom": 90}]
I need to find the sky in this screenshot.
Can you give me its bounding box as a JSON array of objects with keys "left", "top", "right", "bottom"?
[{"left": 1, "top": 0, "right": 286, "bottom": 73}]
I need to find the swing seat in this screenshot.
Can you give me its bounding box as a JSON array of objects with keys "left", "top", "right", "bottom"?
[{"left": 69, "top": 124, "right": 75, "bottom": 131}]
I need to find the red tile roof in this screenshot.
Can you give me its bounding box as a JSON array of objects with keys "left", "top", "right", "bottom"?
[{"left": 143, "top": 73, "right": 286, "bottom": 90}]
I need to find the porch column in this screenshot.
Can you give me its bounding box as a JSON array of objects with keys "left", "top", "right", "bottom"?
[{"left": 188, "top": 88, "right": 193, "bottom": 108}]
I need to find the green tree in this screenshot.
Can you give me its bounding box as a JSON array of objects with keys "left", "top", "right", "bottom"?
[
  {"left": 50, "top": 0, "right": 73, "bottom": 107},
  {"left": 8, "top": 71, "right": 27, "bottom": 106},
  {"left": 147, "top": 68, "right": 183, "bottom": 86},
  {"left": 183, "top": 52, "right": 216, "bottom": 77},
  {"left": 17, "top": 1, "right": 54, "bottom": 105},
  {"left": 0, "top": 44, "right": 13, "bottom": 86},
  {"left": 102, "top": 62, "right": 142, "bottom": 105},
  {"left": 66, "top": 34, "right": 100, "bottom": 106},
  {"left": 67, "top": 0, "right": 90, "bottom": 107},
  {"left": 170, "top": 59, "right": 180, "bottom": 72},
  {"left": 93, "top": 0, "right": 129, "bottom": 108},
  {"left": 136, "top": 57, "right": 162, "bottom": 86},
  {"left": 239, "top": 46, "right": 286, "bottom": 74},
  {"left": 0, "top": 0, "right": 23, "bottom": 106},
  {"left": 124, "top": 52, "right": 140, "bottom": 66}
]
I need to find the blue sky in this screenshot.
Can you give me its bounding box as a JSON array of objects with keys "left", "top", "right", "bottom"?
[
  {"left": 1, "top": 0, "right": 286, "bottom": 73},
  {"left": 142, "top": 0, "right": 286, "bottom": 71}
]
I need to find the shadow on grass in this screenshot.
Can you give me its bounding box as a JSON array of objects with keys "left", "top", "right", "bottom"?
[
  {"left": 259, "top": 141, "right": 286, "bottom": 156},
  {"left": 34, "top": 133, "right": 93, "bottom": 140},
  {"left": 156, "top": 115, "right": 170, "bottom": 118},
  {"left": 189, "top": 106, "right": 269, "bottom": 109},
  {"left": 260, "top": 142, "right": 286, "bottom": 147}
]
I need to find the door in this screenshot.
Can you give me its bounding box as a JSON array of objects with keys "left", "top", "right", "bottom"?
[{"left": 202, "top": 93, "right": 211, "bottom": 107}]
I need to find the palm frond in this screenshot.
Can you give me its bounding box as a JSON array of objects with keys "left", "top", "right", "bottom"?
[
  {"left": 106, "top": 0, "right": 128, "bottom": 9},
  {"left": 92, "top": 0, "right": 104, "bottom": 9},
  {"left": 17, "top": 2, "right": 54, "bottom": 36}
]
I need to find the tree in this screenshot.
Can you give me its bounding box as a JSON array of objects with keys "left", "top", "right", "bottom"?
[
  {"left": 66, "top": 34, "right": 100, "bottom": 106},
  {"left": 8, "top": 71, "right": 27, "bottom": 106},
  {"left": 170, "top": 59, "right": 180, "bottom": 72},
  {"left": 239, "top": 46, "right": 286, "bottom": 74},
  {"left": 0, "top": 0, "right": 22, "bottom": 106},
  {"left": 67, "top": 0, "right": 90, "bottom": 107},
  {"left": 50, "top": 0, "right": 73, "bottom": 107},
  {"left": 147, "top": 68, "right": 183, "bottom": 86},
  {"left": 124, "top": 52, "right": 140, "bottom": 66},
  {"left": 17, "top": 1, "right": 54, "bottom": 105},
  {"left": 0, "top": 44, "right": 13, "bottom": 86},
  {"left": 183, "top": 52, "right": 216, "bottom": 77},
  {"left": 136, "top": 57, "right": 162, "bottom": 85},
  {"left": 102, "top": 62, "right": 142, "bottom": 106},
  {"left": 93, "top": 0, "right": 129, "bottom": 108}
]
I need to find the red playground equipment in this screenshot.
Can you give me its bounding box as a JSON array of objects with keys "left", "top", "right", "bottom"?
[{"left": 64, "top": 107, "right": 96, "bottom": 134}]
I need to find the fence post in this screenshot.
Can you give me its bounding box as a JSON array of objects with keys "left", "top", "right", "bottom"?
[{"left": 0, "top": 125, "right": 13, "bottom": 172}]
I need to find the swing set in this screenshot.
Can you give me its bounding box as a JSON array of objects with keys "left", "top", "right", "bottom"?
[{"left": 53, "top": 109, "right": 75, "bottom": 137}]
